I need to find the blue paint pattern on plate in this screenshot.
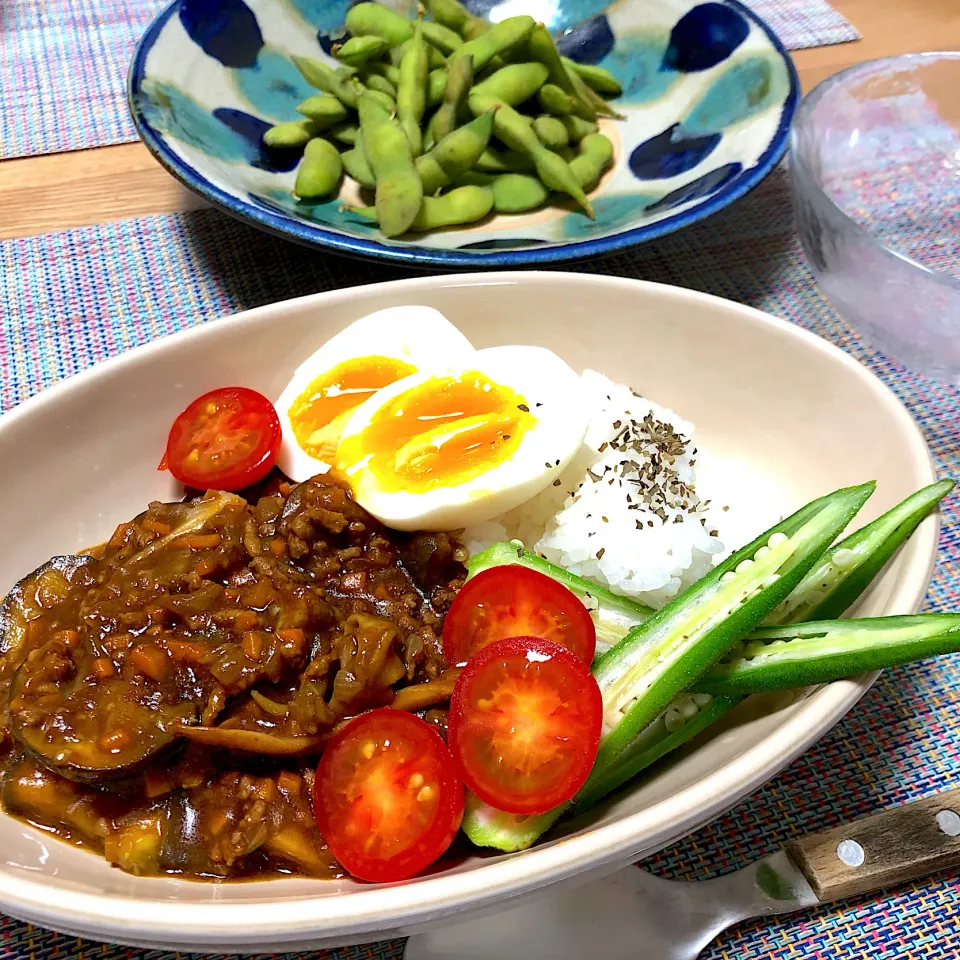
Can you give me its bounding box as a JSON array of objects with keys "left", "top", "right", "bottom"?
[
  {"left": 629, "top": 123, "right": 722, "bottom": 180},
  {"left": 644, "top": 162, "right": 742, "bottom": 213},
  {"left": 556, "top": 15, "right": 616, "bottom": 64},
  {"left": 179, "top": 0, "right": 264, "bottom": 68},
  {"left": 214, "top": 108, "right": 303, "bottom": 171},
  {"left": 662, "top": 3, "right": 749, "bottom": 72},
  {"left": 129, "top": 0, "right": 799, "bottom": 267},
  {"left": 230, "top": 47, "right": 318, "bottom": 121}
]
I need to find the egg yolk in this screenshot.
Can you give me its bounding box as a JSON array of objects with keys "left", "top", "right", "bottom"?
[
  {"left": 288, "top": 356, "right": 417, "bottom": 460},
  {"left": 338, "top": 371, "right": 535, "bottom": 493}
]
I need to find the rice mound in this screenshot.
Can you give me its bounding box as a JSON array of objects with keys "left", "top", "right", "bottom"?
[{"left": 464, "top": 370, "right": 723, "bottom": 609}]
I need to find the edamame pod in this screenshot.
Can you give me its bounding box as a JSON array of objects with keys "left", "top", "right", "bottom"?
[
  {"left": 294, "top": 136, "right": 343, "bottom": 198},
  {"left": 292, "top": 56, "right": 363, "bottom": 109},
  {"left": 416, "top": 110, "right": 495, "bottom": 194},
  {"left": 344, "top": 2, "right": 413, "bottom": 46},
  {"left": 569, "top": 132, "right": 614, "bottom": 191},
  {"left": 366, "top": 61, "right": 401, "bottom": 86},
  {"left": 362, "top": 71, "right": 397, "bottom": 98},
  {"left": 365, "top": 88, "right": 396, "bottom": 112},
  {"left": 537, "top": 83, "right": 576, "bottom": 116},
  {"left": 429, "top": 55, "right": 473, "bottom": 146},
  {"left": 392, "top": 37, "right": 446, "bottom": 70},
  {"left": 263, "top": 119, "right": 316, "bottom": 149},
  {"left": 342, "top": 132, "right": 377, "bottom": 188},
  {"left": 427, "top": 67, "right": 448, "bottom": 108},
  {"left": 327, "top": 121, "right": 359, "bottom": 144},
  {"left": 461, "top": 17, "right": 492, "bottom": 41},
  {"left": 474, "top": 144, "right": 533, "bottom": 172},
  {"left": 532, "top": 114, "right": 568, "bottom": 150},
  {"left": 422, "top": 20, "right": 464, "bottom": 54},
  {"left": 334, "top": 35, "right": 389, "bottom": 67},
  {"left": 490, "top": 172, "right": 550, "bottom": 212},
  {"left": 410, "top": 185, "right": 493, "bottom": 230},
  {"left": 563, "top": 59, "right": 624, "bottom": 119},
  {"left": 468, "top": 62, "right": 549, "bottom": 107},
  {"left": 296, "top": 94, "right": 349, "bottom": 127},
  {"left": 472, "top": 95, "right": 593, "bottom": 215},
  {"left": 527, "top": 23, "right": 595, "bottom": 121},
  {"left": 559, "top": 114, "right": 598, "bottom": 141},
  {"left": 423, "top": 0, "right": 471, "bottom": 32},
  {"left": 397, "top": 21, "right": 429, "bottom": 157},
  {"left": 564, "top": 58, "right": 622, "bottom": 96},
  {"left": 449, "top": 16, "right": 535, "bottom": 70},
  {"left": 358, "top": 93, "right": 423, "bottom": 237}
]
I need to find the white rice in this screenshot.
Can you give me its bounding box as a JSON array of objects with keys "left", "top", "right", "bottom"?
[{"left": 464, "top": 370, "right": 724, "bottom": 609}]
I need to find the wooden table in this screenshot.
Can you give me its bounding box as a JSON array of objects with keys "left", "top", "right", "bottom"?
[{"left": 1, "top": 0, "right": 957, "bottom": 243}]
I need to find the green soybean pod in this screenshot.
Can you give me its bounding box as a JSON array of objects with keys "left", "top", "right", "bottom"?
[
  {"left": 553, "top": 144, "right": 576, "bottom": 162},
  {"left": 427, "top": 67, "right": 448, "bottom": 108},
  {"left": 469, "top": 62, "right": 549, "bottom": 107},
  {"left": 527, "top": 24, "right": 595, "bottom": 121},
  {"left": 422, "top": 20, "right": 464, "bottom": 55},
  {"left": 345, "top": 204, "right": 378, "bottom": 221},
  {"left": 474, "top": 95, "right": 593, "bottom": 215},
  {"left": 474, "top": 144, "right": 533, "bottom": 172},
  {"left": 328, "top": 121, "right": 359, "bottom": 144},
  {"left": 397, "top": 21, "right": 429, "bottom": 157},
  {"left": 334, "top": 35, "right": 389, "bottom": 67},
  {"left": 423, "top": 0, "right": 471, "bottom": 31},
  {"left": 358, "top": 93, "right": 424, "bottom": 237},
  {"left": 341, "top": 134, "right": 377, "bottom": 188},
  {"left": 561, "top": 56, "right": 622, "bottom": 97},
  {"left": 392, "top": 38, "right": 446, "bottom": 70},
  {"left": 563, "top": 59, "right": 624, "bottom": 119},
  {"left": 537, "top": 82, "right": 575, "bottom": 116},
  {"left": 560, "top": 114, "right": 599, "bottom": 141},
  {"left": 416, "top": 110, "right": 495, "bottom": 194},
  {"left": 295, "top": 137, "right": 344, "bottom": 199},
  {"left": 449, "top": 16, "right": 535, "bottom": 70},
  {"left": 569, "top": 132, "right": 614, "bottom": 191},
  {"left": 344, "top": 2, "right": 413, "bottom": 47},
  {"left": 296, "top": 94, "right": 349, "bottom": 127},
  {"left": 490, "top": 172, "right": 549, "bottom": 212},
  {"left": 292, "top": 56, "right": 363, "bottom": 109},
  {"left": 460, "top": 17, "right": 491, "bottom": 41},
  {"left": 263, "top": 119, "right": 316, "bottom": 149},
  {"left": 429, "top": 55, "right": 473, "bottom": 145},
  {"left": 366, "top": 61, "right": 402, "bottom": 86},
  {"left": 410, "top": 185, "right": 494, "bottom": 231},
  {"left": 362, "top": 71, "right": 397, "bottom": 98},
  {"left": 533, "top": 114, "right": 569, "bottom": 150},
  {"left": 365, "top": 88, "right": 396, "bottom": 112}
]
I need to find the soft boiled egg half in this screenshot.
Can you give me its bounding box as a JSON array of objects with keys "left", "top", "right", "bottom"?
[
  {"left": 275, "top": 307, "right": 475, "bottom": 481},
  {"left": 335, "top": 345, "right": 590, "bottom": 531}
]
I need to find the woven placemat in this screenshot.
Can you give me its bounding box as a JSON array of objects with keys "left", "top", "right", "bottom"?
[
  {"left": 0, "top": 0, "right": 859, "bottom": 160},
  {"left": 2, "top": 165, "right": 958, "bottom": 958}
]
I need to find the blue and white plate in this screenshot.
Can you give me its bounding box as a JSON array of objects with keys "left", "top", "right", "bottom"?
[{"left": 129, "top": 0, "right": 798, "bottom": 267}]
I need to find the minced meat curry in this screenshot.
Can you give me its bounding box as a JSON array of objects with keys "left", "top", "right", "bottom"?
[{"left": 0, "top": 474, "right": 465, "bottom": 880}]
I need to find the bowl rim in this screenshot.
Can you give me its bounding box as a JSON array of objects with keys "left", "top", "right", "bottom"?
[
  {"left": 790, "top": 49, "right": 960, "bottom": 291},
  {"left": 126, "top": 0, "right": 800, "bottom": 269},
  {"left": 0, "top": 271, "right": 937, "bottom": 947}
]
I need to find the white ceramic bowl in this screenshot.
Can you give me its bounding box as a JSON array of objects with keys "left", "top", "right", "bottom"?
[{"left": 0, "top": 272, "right": 937, "bottom": 952}]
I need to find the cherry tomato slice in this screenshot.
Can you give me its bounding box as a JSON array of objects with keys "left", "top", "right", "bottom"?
[
  {"left": 447, "top": 636, "right": 602, "bottom": 815},
  {"left": 313, "top": 708, "right": 464, "bottom": 882},
  {"left": 442, "top": 565, "right": 596, "bottom": 666},
  {"left": 162, "top": 387, "right": 281, "bottom": 491}
]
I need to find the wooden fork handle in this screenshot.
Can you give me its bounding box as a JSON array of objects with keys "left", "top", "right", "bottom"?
[{"left": 786, "top": 787, "right": 960, "bottom": 901}]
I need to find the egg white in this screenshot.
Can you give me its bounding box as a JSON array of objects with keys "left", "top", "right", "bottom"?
[
  {"left": 275, "top": 306, "right": 475, "bottom": 482},
  {"left": 336, "top": 345, "right": 590, "bottom": 531}
]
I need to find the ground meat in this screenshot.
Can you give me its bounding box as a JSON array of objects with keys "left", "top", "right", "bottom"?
[{"left": 0, "top": 473, "right": 466, "bottom": 880}]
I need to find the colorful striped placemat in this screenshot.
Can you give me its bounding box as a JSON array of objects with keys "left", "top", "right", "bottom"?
[
  {"left": 1, "top": 164, "right": 959, "bottom": 958},
  {"left": 1, "top": 0, "right": 859, "bottom": 160}
]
